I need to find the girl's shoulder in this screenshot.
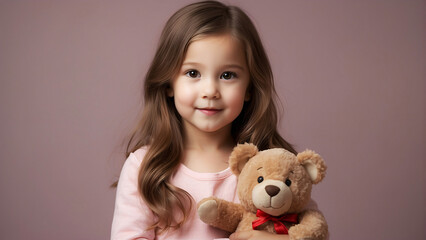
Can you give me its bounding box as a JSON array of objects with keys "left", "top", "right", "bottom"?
[
  {"left": 121, "top": 146, "right": 148, "bottom": 173},
  {"left": 131, "top": 146, "right": 148, "bottom": 164}
]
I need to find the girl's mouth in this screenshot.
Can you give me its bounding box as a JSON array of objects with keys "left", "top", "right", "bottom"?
[{"left": 197, "top": 108, "right": 221, "bottom": 116}]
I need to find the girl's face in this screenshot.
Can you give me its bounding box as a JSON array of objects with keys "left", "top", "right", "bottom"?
[{"left": 169, "top": 33, "right": 250, "bottom": 135}]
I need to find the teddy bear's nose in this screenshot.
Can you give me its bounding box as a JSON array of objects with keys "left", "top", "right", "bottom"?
[{"left": 265, "top": 185, "right": 280, "bottom": 197}]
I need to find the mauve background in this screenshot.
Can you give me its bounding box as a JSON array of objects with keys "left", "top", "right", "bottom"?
[{"left": 0, "top": 0, "right": 424, "bottom": 239}]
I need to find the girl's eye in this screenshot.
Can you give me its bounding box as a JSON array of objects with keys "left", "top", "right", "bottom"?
[
  {"left": 220, "top": 71, "right": 237, "bottom": 80},
  {"left": 186, "top": 70, "right": 200, "bottom": 78}
]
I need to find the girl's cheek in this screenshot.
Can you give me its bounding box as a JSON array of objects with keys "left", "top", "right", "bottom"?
[
  {"left": 174, "top": 85, "right": 196, "bottom": 105},
  {"left": 226, "top": 88, "right": 247, "bottom": 107}
]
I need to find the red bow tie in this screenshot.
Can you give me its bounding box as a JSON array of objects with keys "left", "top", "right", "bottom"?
[{"left": 252, "top": 209, "right": 298, "bottom": 234}]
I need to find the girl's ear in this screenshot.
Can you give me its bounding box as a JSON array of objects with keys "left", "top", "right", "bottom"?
[
  {"left": 297, "top": 150, "right": 327, "bottom": 184},
  {"left": 229, "top": 143, "right": 258, "bottom": 176}
]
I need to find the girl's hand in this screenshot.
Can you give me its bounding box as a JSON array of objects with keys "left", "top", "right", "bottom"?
[{"left": 229, "top": 230, "right": 290, "bottom": 240}]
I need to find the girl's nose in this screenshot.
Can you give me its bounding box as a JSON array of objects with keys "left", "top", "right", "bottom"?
[{"left": 201, "top": 78, "right": 220, "bottom": 99}]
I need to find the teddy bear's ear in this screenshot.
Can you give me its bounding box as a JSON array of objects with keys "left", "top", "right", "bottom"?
[
  {"left": 229, "top": 143, "right": 258, "bottom": 176},
  {"left": 297, "top": 150, "right": 327, "bottom": 184}
]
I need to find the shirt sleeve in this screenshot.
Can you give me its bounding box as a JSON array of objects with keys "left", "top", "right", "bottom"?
[{"left": 111, "top": 152, "right": 156, "bottom": 240}]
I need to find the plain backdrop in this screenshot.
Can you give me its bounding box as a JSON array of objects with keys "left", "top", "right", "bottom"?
[{"left": 0, "top": 0, "right": 425, "bottom": 239}]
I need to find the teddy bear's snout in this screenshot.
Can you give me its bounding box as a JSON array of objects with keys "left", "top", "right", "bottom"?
[
  {"left": 253, "top": 179, "right": 293, "bottom": 216},
  {"left": 265, "top": 185, "right": 280, "bottom": 197}
]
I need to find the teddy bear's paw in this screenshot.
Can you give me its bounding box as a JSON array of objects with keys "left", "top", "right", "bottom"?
[
  {"left": 197, "top": 199, "right": 219, "bottom": 224},
  {"left": 289, "top": 226, "right": 318, "bottom": 240},
  {"left": 289, "top": 230, "right": 324, "bottom": 240},
  {"left": 289, "top": 235, "right": 315, "bottom": 240}
]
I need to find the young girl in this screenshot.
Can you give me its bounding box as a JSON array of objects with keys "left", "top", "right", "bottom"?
[{"left": 112, "top": 1, "right": 322, "bottom": 239}]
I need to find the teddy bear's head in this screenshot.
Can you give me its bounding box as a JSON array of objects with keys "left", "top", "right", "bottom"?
[{"left": 229, "top": 143, "right": 326, "bottom": 217}]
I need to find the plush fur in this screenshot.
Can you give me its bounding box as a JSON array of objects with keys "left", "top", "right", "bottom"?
[{"left": 197, "top": 143, "right": 328, "bottom": 240}]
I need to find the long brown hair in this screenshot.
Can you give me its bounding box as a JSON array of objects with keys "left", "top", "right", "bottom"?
[{"left": 124, "top": 0, "right": 296, "bottom": 233}]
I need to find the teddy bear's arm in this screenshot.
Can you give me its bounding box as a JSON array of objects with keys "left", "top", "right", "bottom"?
[
  {"left": 197, "top": 197, "right": 245, "bottom": 233},
  {"left": 288, "top": 210, "right": 328, "bottom": 240}
]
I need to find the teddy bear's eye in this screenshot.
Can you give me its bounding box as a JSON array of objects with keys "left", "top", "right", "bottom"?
[
  {"left": 285, "top": 179, "right": 292, "bottom": 186},
  {"left": 257, "top": 176, "right": 264, "bottom": 183}
]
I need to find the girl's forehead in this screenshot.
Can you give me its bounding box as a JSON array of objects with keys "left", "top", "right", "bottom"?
[
  {"left": 182, "top": 33, "right": 247, "bottom": 68},
  {"left": 190, "top": 32, "right": 242, "bottom": 45},
  {"left": 188, "top": 33, "right": 243, "bottom": 50}
]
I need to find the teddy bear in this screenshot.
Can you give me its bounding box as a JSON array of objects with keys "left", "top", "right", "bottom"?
[{"left": 197, "top": 143, "right": 328, "bottom": 239}]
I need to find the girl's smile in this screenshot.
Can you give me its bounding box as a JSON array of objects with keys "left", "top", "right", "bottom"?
[{"left": 197, "top": 108, "right": 222, "bottom": 116}]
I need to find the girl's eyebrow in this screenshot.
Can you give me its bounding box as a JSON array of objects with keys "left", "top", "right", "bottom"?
[
  {"left": 182, "top": 62, "right": 201, "bottom": 67},
  {"left": 182, "top": 62, "right": 245, "bottom": 71},
  {"left": 223, "top": 64, "right": 245, "bottom": 71}
]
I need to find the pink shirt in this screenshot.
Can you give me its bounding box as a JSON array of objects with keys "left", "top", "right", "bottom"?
[{"left": 111, "top": 147, "right": 239, "bottom": 240}]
